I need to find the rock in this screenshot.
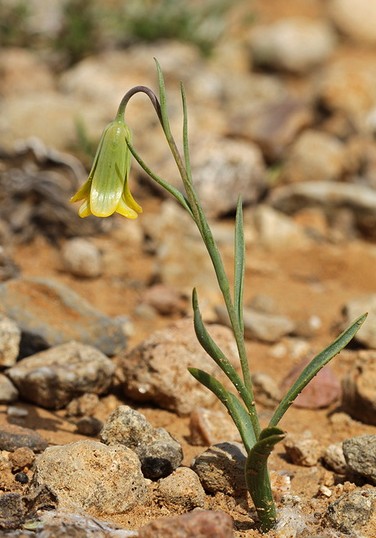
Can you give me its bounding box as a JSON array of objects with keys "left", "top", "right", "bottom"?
[
  {"left": 250, "top": 17, "right": 336, "bottom": 73},
  {"left": 137, "top": 509, "right": 234, "bottom": 538},
  {"left": 269, "top": 181, "right": 376, "bottom": 240},
  {"left": 61, "top": 238, "right": 103, "bottom": 279},
  {"left": 0, "top": 374, "right": 18, "bottom": 403},
  {"left": 283, "top": 432, "right": 322, "bottom": 467},
  {"left": 0, "top": 316, "right": 21, "bottom": 368},
  {"left": 253, "top": 205, "right": 309, "bottom": 250},
  {"left": 341, "top": 351, "right": 376, "bottom": 425},
  {"left": 0, "top": 486, "right": 57, "bottom": 531},
  {"left": 323, "top": 443, "right": 347, "bottom": 474},
  {"left": 142, "top": 284, "right": 187, "bottom": 316},
  {"left": 343, "top": 435, "right": 376, "bottom": 484},
  {"left": 280, "top": 358, "right": 341, "bottom": 409},
  {"left": 216, "top": 304, "right": 295, "bottom": 343},
  {"left": 155, "top": 467, "right": 206, "bottom": 511},
  {"left": 281, "top": 129, "right": 347, "bottom": 183},
  {"left": 252, "top": 372, "right": 282, "bottom": 408},
  {"left": 117, "top": 318, "right": 238, "bottom": 416},
  {"left": 231, "top": 97, "right": 313, "bottom": 160},
  {"left": 0, "top": 277, "right": 126, "bottom": 357},
  {"left": 191, "top": 442, "right": 247, "bottom": 497},
  {"left": 31, "top": 440, "right": 147, "bottom": 515},
  {"left": 100, "top": 405, "right": 183, "bottom": 479},
  {"left": 326, "top": 488, "right": 376, "bottom": 534},
  {"left": 0, "top": 423, "right": 48, "bottom": 452},
  {"left": 65, "top": 393, "right": 100, "bottom": 417},
  {"left": 189, "top": 137, "right": 266, "bottom": 218},
  {"left": 9, "top": 447, "right": 35, "bottom": 472},
  {"left": 75, "top": 416, "right": 103, "bottom": 437},
  {"left": 189, "top": 407, "right": 241, "bottom": 446},
  {"left": 7, "top": 341, "right": 115, "bottom": 409},
  {"left": 343, "top": 297, "right": 376, "bottom": 348},
  {"left": 329, "top": 0, "right": 376, "bottom": 45}
]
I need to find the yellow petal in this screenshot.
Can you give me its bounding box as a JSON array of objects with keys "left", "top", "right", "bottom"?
[
  {"left": 70, "top": 178, "right": 92, "bottom": 203},
  {"left": 116, "top": 197, "right": 139, "bottom": 219},
  {"left": 78, "top": 199, "right": 92, "bottom": 218}
]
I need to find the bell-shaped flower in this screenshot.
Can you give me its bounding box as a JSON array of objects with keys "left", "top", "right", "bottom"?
[{"left": 71, "top": 116, "right": 142, "bottom": 219}]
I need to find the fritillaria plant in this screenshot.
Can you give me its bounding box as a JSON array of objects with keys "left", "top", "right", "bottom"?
[{"left": 71, "top": 61, "right": 367, "bottom": 533}]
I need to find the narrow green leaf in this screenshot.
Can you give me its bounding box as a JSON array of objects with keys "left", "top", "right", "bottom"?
[
  {"left": 234, "top": 197, "right": 245, "bottom": 334},
  {"left": 269, "top": 313, "right": 367, "bottom": 428},
  {"left": 188, "top": 367, "right": 256, "bottom": 452},
  {"left": 245, "top": 426, "right": 285, "bottom": 533},
  {"left": 181, "top": 82, "right": 193, "bottom": 184},
  {"left": 154, "top": 58, "right": 173, "bottom": 140}
]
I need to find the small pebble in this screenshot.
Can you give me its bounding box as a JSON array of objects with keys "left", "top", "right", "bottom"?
[
  {"left": 283, "top": 432, "right": 322, "bottom": 467},
  {"left": 61, "top": 238, "right": 103, "bottom": 278},
  {"left": 323, "top": 442, "right": 347, "bottom": 474},
  {"left": 75, "top": 416, "right": 103, "bottom": 437},
  {"left": 14, "top": 472, "right": 28, "bottom": 484},
  {"left": 342, "top": 435, "right": 376, "bottom": 484},
  {"left": 9, "top": 447, "right": 35, "bottom": 471}
]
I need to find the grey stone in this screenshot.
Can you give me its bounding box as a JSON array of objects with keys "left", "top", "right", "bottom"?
[
  {"left": 342, "top": 351, "right": 376, "bottom": 425},
  {"left": 75, "top": 416, "right": 103, "bottom": 437},
  {"left": 269, "top": 181, "right": 376, "bottom": 240},
  {"left": 31, "top": 440, "right": 147, "bottom": 515},
  {"left": 0, "top": 423, "right": 48, "bottom": 452},
  {"left": 0, "top": 316, "right": 21, "bottom": 367},
  {"left": 216, "top": 304, "right": 295, "bottom": 343},
  {"left": 61, "top": 238, "right": 103, "bottom": 279},
  {"left": 155, "top": 467, "right": 206, "bottom": 511},
  {"left": 343, "top": 435, "right": 376, "bottom": 484},
  {"left": 118, "top": 318, "right": 238, "bottom": 416},
  {"left": 137, "top": 509, "right": 234, "bottom": 538},
  {"left": 7, "top": 341, "right": 115, "bottom": 409},
  {"left": 326, "top": 488, "right": 376, "bottom": 534},
  {"left": 329, "top": 0, "right": 376, "bottom": 45},
  {"left": 100, "top": 405, "right": 183, "bottom": 479},
  {"left": 250, "top": 17, "right": 336, "bottom": 73},
  {"left": 343, "top": 297, "right": 376, "bottom": 349},
  {"left": 0, "top": 277, "right": 126, "bottom": 357},
  {"left": 0, "top": 374, "right": 18, "bottom": 403},
  {"left": 191, "top": 442, "right": 247, "bottom": 497}
]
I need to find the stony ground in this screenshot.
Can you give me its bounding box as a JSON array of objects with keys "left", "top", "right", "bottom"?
[{"left": 1, "top": 0, "right": 376, "bottom": 537}]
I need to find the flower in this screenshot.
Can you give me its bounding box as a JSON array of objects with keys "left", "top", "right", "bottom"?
[{"left": 70, "top": 117, "right": 142, "bottom": 218}]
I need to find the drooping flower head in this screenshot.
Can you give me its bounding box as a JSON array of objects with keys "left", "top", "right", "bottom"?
[{"left": 70, "top": 115, "right": 142, "bottom": 219}]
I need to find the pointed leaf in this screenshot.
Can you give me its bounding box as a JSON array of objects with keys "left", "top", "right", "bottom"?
[
  {"left": 269, "top": 313, "right": 367, "bottom": 428},
  {"left": 234, "top": 197, "right": 245, "bottom": 334}
]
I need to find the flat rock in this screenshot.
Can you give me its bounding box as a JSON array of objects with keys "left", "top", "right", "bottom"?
[
  {"left": 117, "top": 318, "right": 238, "bottom": 416},
  {"left": 0, "top": 423, "right": 48, "bottom": 453},
  {"left": 7, "top": 341, "right": 115, "bottom": 409},
  {"left": 341, "top": 351, "right": 376, "bottom": 425},
  {"left": 31, "top": 440, "right": 147, "bottom": 515},
  {"left": 137, "top": 509, "right": 234, "bottom": 538},
  {"left": 100, "top": 405, "right": 183, "bottom": 479},
  {"left": 269, "top": 181, "right": 376, "bottom": 240},
  {"left": 343, "top": 435, "right": 376, "bottom": 484},
  {"left": 0, "top": 277, "right": 126, "bottom": 357}
]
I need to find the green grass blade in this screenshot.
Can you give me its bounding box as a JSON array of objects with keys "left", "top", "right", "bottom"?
[
  {"left": 269, "top": 313, "right": 367, "bottom": 428},
  {"left": 234, "top": 197, "right": 245, "bottom": 334},
  {"left": 154, "top": 58, "right": 173, "bottom": 139},
  {"left": 181, "top": 82, "right": 193, "bottom": 183},
  {"left": 188, "top": 367, "right": 256, "bottom": 452}
]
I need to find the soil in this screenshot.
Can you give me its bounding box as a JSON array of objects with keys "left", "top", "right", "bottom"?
[{"left": 1, "top": 196, "right": 376, "bottom": 537}]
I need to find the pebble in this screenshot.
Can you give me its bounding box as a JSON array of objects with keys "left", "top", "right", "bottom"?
[
  {"left": 155, "top": 467, "right": 206, "bottom": 511},
  {"left": 250, "top": 17, "right": 336, "bottom": 73},
  {"left": 0, "top": 423, "right": 48, "bottom": 453},
  {"left": 117, "top": 318, "right": 238, "bottom": 416},
  {"left": 189, "top": 407, "right": 241, "bottom": 446},
  {"left": 329, "top": 0, "right": 376, "bottom": 45},
  {"left": 216, "top": 304, "right": 295, "bottom": 343},
  {"left": 343, "top": 297, "right": 376, "bottom": 349},
  {"left": 341, "top": 351, "right": 376, "bottom": 425},
  {"left": 281, "top": 129, "right": 347, "bottom": 184},
  {"left": 0, "top": 374, "right": 18, "bottom": 403},
  {"left": 190, "top": 136, "right": 266, "bottom": 218},
  {"left": 142, "top": 284, "right": 187, "bottom": 316},
  {"left": 9, "top": 447, "right": 35, "bottom": 472},
  {"left": 0, "top": 316, "right": 21, "bottom": 367},
  {"left": 7, "top": 341, "right": 115, "bottom": 409},
  {"left": 191, "top": 442, "right": 247, "bottom": 497},
  {"left": 251, "top": 372, "right": 281, "bottom": 408},
  {"left": 280, "top": 358, "right": 341, "bottom": 409},
  {"left": 253, "top": 205, "right": 309, "bottom": 250},
  {"left": 0, "top": 277, "right": 126, "bottom": 357},
  {"left": 326, "top": 488, "right": 376, "bottom": 534},
  {"left": 283, "top": 432, "right": 322, "bottom": 467},
  {"left": 61, "top": 238, "right": 103, "bottom": 279},
  {"left": 269, "top": 181, "right": 376, "bottom": 241},
  {"left": 342, "top": 435, "right": 376, "bottom": 484},
  {"left": 100, "top": 405, "right": 183, "bottom": 480},
  {"left": 75, "top": 416, "right": 103, "bottom": 437},
  {"left": 31, "top": 440, "right": 147, "bottom": 515},
  {"left": 137, "top": 509, "right": 234, "bottom": 538},
  {"left": 323, "top": 443, "right": 347, "bottom": 474},
  {"left": 65, "top": 393, "right": 100, "bottom": 417}
]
